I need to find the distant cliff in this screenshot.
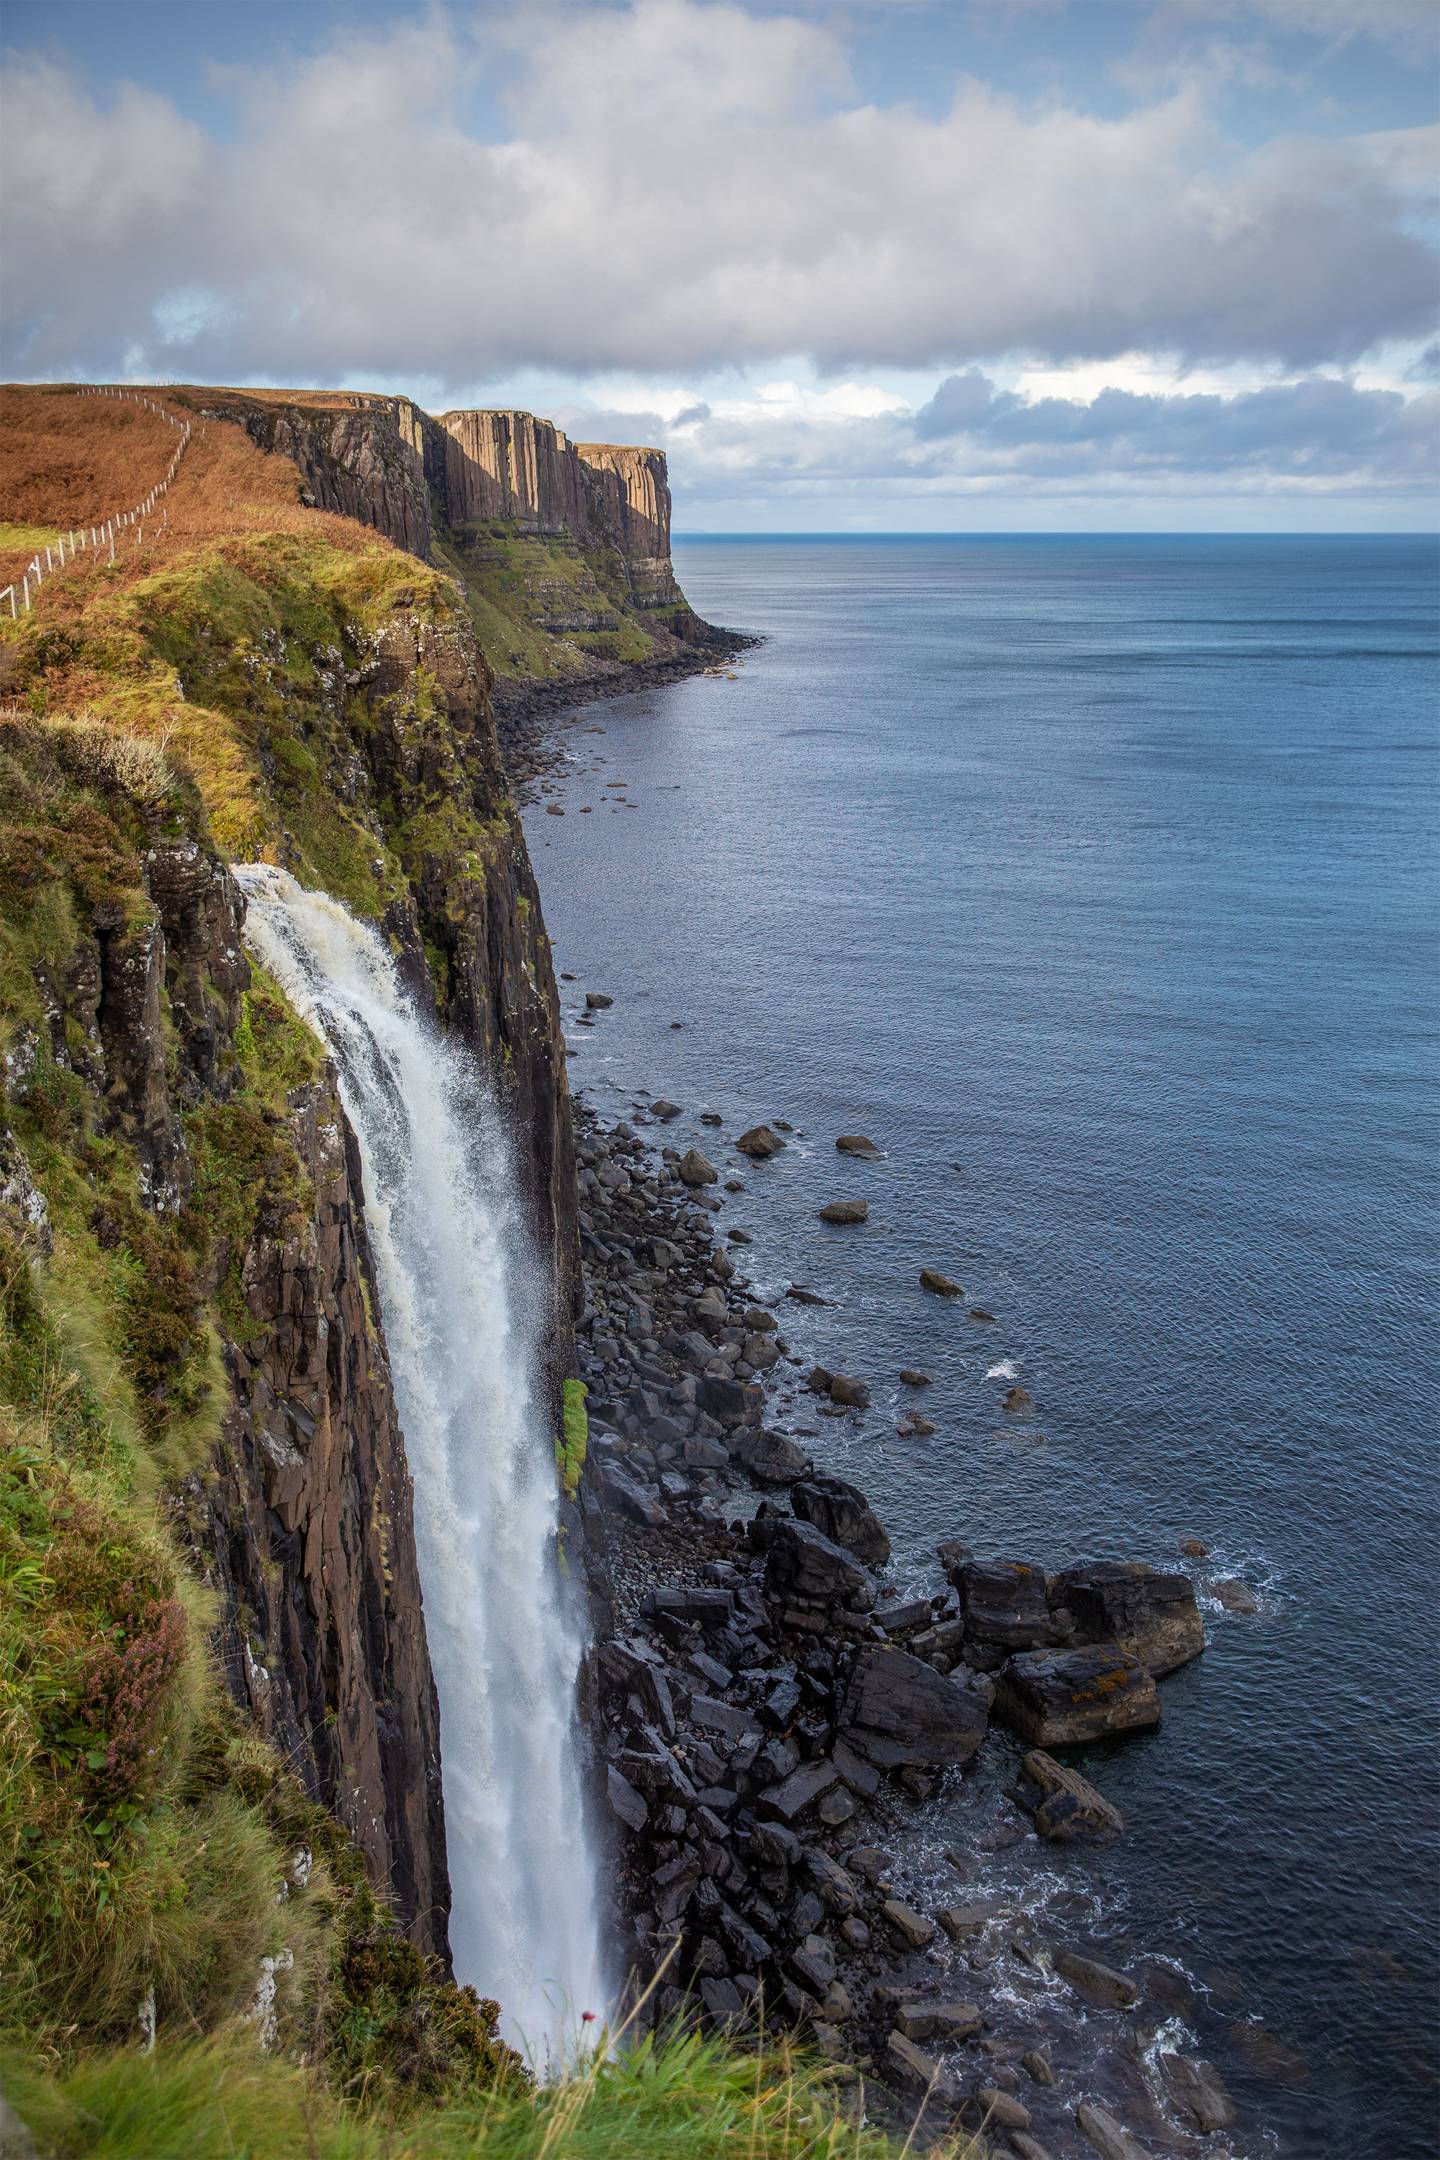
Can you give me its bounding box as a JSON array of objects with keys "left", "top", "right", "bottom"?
[{"left": 181, "top": 388, "right": 735, "bottom": 704}]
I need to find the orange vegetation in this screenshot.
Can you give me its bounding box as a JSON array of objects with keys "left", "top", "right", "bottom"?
[{"left": 0, "top": 383, "right": 393, "bottom": 597}]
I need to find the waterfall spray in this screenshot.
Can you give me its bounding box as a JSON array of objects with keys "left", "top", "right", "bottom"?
[{"left": 238, "top": 867, "right": 604, "bottom": 2065}]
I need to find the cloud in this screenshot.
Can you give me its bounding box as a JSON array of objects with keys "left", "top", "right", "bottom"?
[
  {"left": 563, "top": 367, "right": 1439, "bottom": 509},
  {"left": 1, "top": 0, "right": 1435, "bottom": 387}
]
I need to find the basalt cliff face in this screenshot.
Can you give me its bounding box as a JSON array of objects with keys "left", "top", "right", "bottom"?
[
  {"left": 181, "top": 387, "right": 731, "bottom": 699},
  {"left": 0, "top": 394, "right": 582, "bottom": 1998}
]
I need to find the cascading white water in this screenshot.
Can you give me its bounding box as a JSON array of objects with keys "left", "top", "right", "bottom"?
[{"left": 237, "top": 866, "right": 604, "bottom": 2065}]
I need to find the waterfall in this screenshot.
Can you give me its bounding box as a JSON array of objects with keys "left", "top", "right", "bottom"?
[{"left": 237, "top": 866, "right": 604, "bottom": 2065}]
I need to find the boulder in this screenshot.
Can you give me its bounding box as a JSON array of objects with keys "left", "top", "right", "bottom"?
[
  {"left": 819, "top": 1199, "right": 868, "bottom": 1224},
  {"left": 885, "top": 2032, "right": 959, "bottom": 2105},
  {"left": 1075, "top": 2103, "right": 1151, "bottom": 2160},
  {"left": 732, "top": 1427, "right": 811, "bottom": 1485},
  {"left": 584, "top": 991, "right": 613, "bottom": 1008},
  {"left": 895, "top": 1999, "right": 982, "bottom": 2043},
  {"left": 736, "top": 1124, "right": 785, "bottom": 1159},
  {"left": 607, "top": 1765, "right": 649, "bottom": 1832},
  {"left": 1053, "top": 1951, "right": 1139, "bottom": 2010},
  {"left": 1012, "top": 1750, "right": 1123, "bottom": 1843},
  {"left": 1178, "top": 1535, "right": 1209, "bottom": 1558},
  {"left": 650, "top": 1099, "right": 682, "bottom": 1120},
  {"left": 977, "top": 2090, "right": 1031, "bottom": 2131},
  {"left": 829, "top": 1374, "right": 870, "bottom": 1408},
  {"left": 763, "top": 1518, "right": 875, "bottom": 1611},
  {"left": 836, "top": 1134, "right": 882, "bottom": 1158},
  {"left": 881, "top": 1898, "right": 937, "bottom": 1949},
  {"left": 1210, "top": 1577, "right": 1259, "bottom": 1614},
  {"left": 994, "top": 1644, "right": 1161, "bottom": 1745},
  {"left": 1050, "top": 1561, "right": 1204, "bottom": 1675},
  {"left": 790, "top": 1474, "right": 891, "bottom": 1564},
  {"left": 838, "top": 1644, "right": 989, "bottom": 1769},
  {"left": 758, "top": 1759, "right": 839, "bottom": 1823},
  {"left": 1158, "top": 2053, "right": 1236, "bottom": 2134},
  {"left": 678, "top": 1149, "right": 718, "bottom": 1186},
  {"left": 695, "top": 1375, "right": 762, "bottom": 1427},
  {"left": 1002, "top": 1385, "right": 1032, "bottom": 1411},
  {"left": 599, "top": 1464, "right": 668, "bottom": 1529},
  {"left": 953, "top": 1558, "right": 1054, "bottom": 1649},
  {"left": 920, "top": 1268, "right": 963, "bottom": 1296},
  {"left": 899, "top": 1368, "right": 932, "bottom": 1387}
]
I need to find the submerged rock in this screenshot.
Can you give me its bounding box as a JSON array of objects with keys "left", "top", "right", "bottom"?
[
  {"left": 1075, "top": 2101, "right": 1152, "bottom": 2160},
  {"left": 1054, "top": 1950, "right": 1140, "bottom": 2010},
  {"left": 1159, "top": 2052, "right": 1237, "bottom": 2133},
  {"left": 1002, "top": 1384, "right": 1033, "bottom": 1411}
]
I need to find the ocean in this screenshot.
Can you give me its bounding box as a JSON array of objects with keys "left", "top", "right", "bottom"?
[{"left": 521, "top": 534, "right": 1439, "bottom": 2157}]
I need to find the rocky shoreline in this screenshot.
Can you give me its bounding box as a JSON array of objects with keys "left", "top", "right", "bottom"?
[
  {"left": 493, "top": 629, "right": 758, "bottom": 798},
  {"left": 568, "top": 1102, "right": 1241, "bottom": 2160}
]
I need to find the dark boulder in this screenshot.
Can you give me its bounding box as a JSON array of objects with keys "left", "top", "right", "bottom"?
[
  {"left": 763, "top": 1519, "right": 876, "bottom": 1611},
  {"left": 790, "top": 1473, "right": 892, "bottom": 1565},
  {"left": 736, "top": 1124, "right": 785, "bottom": 1159},
  {"left": 1159, "top": 2053, "right": 1237, "bottom": 2133},
  {"left": 732, "top": 1427, "right": 811, "bottom": 1485},
  {"left": 696, "top": 1374, "right": 763, "bottom": 1428},
  {"left": 1050, "top": 1561, "right": 1204, "bottom": 1675},
  {"left": 952, "top": 1558, "right": 1055, "bottom": 1649},
  {"left": 838, "top": 1644, "right": 989, "bottom": 1769},
  {"left": 994, "top": 1644, "right": 1161, "bottom": 1745}
]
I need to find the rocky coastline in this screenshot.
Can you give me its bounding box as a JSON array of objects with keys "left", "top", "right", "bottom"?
[{"left": 566, "top": 1101, "right": 1240, "bottom": 2160}]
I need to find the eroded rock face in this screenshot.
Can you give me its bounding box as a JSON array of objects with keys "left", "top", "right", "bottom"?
[{"left": 205, "top": 1085, "right": 449, "bottom": 1952}]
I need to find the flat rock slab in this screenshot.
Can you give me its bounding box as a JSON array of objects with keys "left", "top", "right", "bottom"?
[
  {"left": 994, "top": 1643, "right": 1161, "bottom": 1745},
  {"left": 1076, "top": 2102, "right": 1152, "bottom": 2160},
  {"left": 895, "top": 1998, "right": 982, "bottom": 2042},
  {"left": 1013, "top": 1749, "right": 1124, "bottom": 1842},
  {"left": 955, "top": 1556, "right": 1056, "bottom": 1649},
  {"left": 886, "top": 2031, "right": 960, "bottom": 2105},
  {"left": 1054, "top": 1950, "right": 1140, "bottom": 2009},
  {"left": 881, "top": 1897, "right": 938, "bottom": 1948},
  {"left": 839, "top": 1644, "right": 989, "bottom": 1769}
]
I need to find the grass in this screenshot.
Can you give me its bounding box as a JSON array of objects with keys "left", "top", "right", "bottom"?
[
  {"left": 4, "top": 2022, "right": 983, "bottom": 2160},
  {"left": 558, "top": 1380, "right": 588, "bottom": 1499}
]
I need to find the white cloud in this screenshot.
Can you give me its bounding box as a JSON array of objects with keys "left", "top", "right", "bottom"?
[{"left": 1, "top": 0, "right": 1434, "bottom": 387}]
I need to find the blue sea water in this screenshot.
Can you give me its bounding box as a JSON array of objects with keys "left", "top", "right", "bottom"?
[{"left": 522, "top": 535, "right": 1439, "bottom": 2158}]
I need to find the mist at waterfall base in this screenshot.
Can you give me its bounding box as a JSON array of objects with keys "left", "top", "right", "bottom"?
[
  {"left": 238, "top": 868, "right": 604, "bottom": 2065},
  {"left": 523, "top": 535, "right": 1439, "bottom": 2158}
]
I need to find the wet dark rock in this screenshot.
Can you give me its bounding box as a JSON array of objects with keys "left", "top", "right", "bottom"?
[
  {"left": 836, "top": 1134, "right": 882, "bottom": 1158},
  {"left": 968, "top": 1308, "right": 997, "bottom": 1323},
  {"left": 977, "top": 2089, "right": 1031, "bottom": 2131},
  {"left": 886, "top": 2031, "right": 960, "bottom": 2104},
  {"left": 994, "top": 1644, "right": 1161, "bottom": 1745},
  {"left": 1021, "top": 2050, "right": 1055, "bottom": 2087},
  {"left": 736, "top": 1124, "right": 785, "bottom": 1159},
  {"left": 899, "top": 1368, "right": 932, "bottom": 1386},
  {"left": 896, "top": 1411, "right": 936, "bottom": 1437},
  {"left": 1178, "top": 1535, "right": 1209, "bottom": 1557},
  {"left": 1002, "top": 1385, "right": 1032, "bottom": 1411},
  {"left": 1075, "top": 2102, "right": 1152, "bottom": 2160},
  {"left": 763, "top": 1519, "right": 876, "bottom": 1610},
  {"left": 919, "top": 1267, "right": 964, "bottom": 1296},
  {"left": 828, "top": 1373, "right": 870, "bottom": 1409},
  {"left": 732, "top": 1427, "right": 811, "bottom": 1485},
  {"left": 1050, "top": 1561, "right": 1205, "bottom": 1675},
  {"left": 678, "top": 1149, "right": 718, "bottom": 1186},
  {"left": 1053, "top": 1950, "right": 1140, "bottom": 2010},
  {"left": 785, "top": 1284, "right": 830, "bottom": 1305},
  {"left": 840, "top": 1645, "right": 988, "bottom": 1769},
  {"left": 600, "top": 1464, "right": 668, "bottom": 1529},
  {"left": 1159, "top": 2052, "right": 1237, "bottom": 2133},
  {"left": 895, "top": 1999, "right": 982, "bottom": 2042},
  {"left": 759, "top": 1759, "right": 840, "bottom": 1823},
  {"left": 696, "top": 1374, "right": 762, "bottom": 1427},
  {"left": 953, "top": 1558, "right": 1055, "bottom": 1650},
  {"left": 1013, "top": 1750, "right": 1123, "bottom": 1842},
  {"left": 804, "top": 1849, "right": 860, "bottom": 1915},
  {"left": 650, "top": 1099, "right": 682, "bottom": 1120},
  {"left": 608, "top": 1765, "right": 650, "bottom": 1832},
  {"left": 790, "top": 1474, "right": 891, "bottom": 1565},
  {"left": 1210, "top": 1577, "right": 1259, "bottom": 1614},
  {"left": 585, "top": 990, "right": 614, "bottom": 1008},
  {"left": 939, "top": 1902, "right": 1004, "bottom": 1940},
  {"left": 881, "top": 1897, "right": 937, "bottom": 1949},
  {"left": 819, "top": 1198, "right": 868, "bottom": 1224}
]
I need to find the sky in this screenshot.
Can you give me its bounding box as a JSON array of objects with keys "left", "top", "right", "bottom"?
[{"left": 2, "top": 0, "right": 1437, "bottom": 531}]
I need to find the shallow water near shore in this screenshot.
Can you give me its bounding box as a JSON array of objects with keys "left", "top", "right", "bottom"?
[{"left": 521, "top": 534, "right": 1439, "bottom": 2157}]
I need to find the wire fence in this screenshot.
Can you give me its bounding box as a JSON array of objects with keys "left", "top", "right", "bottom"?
[{"left": 1, "top": 384, "right": 194, "bottom": 619}]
